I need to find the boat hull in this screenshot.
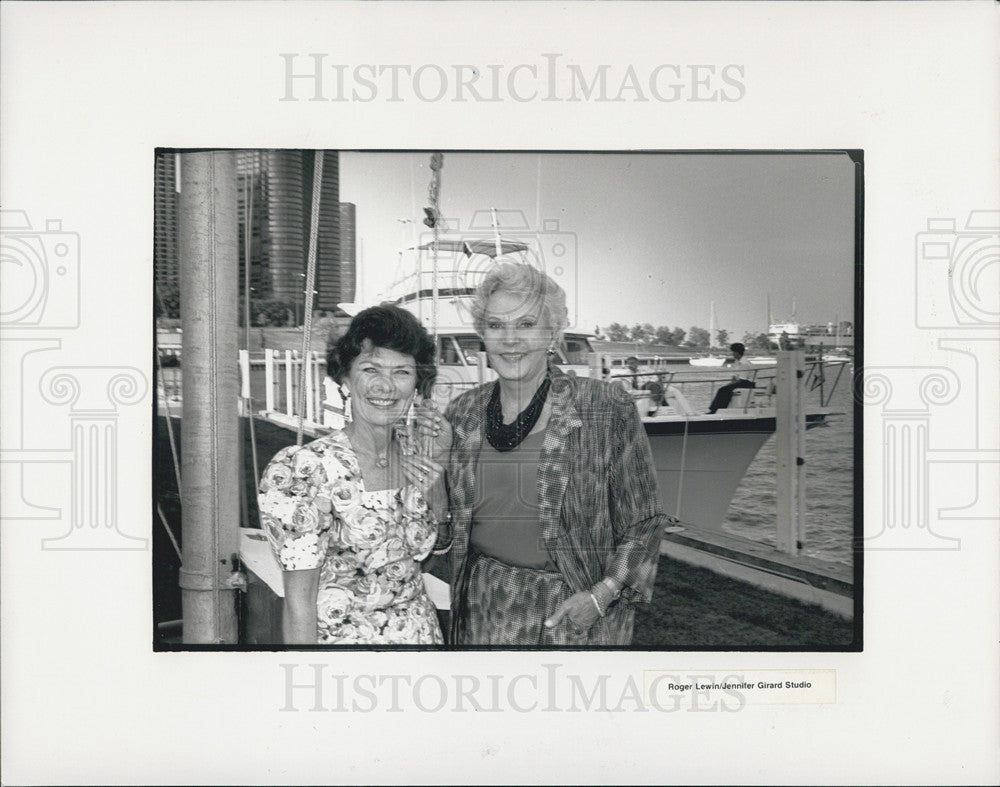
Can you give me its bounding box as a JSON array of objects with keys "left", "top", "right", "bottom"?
[{"left": 643, "top": 412, "right": 828, "bottom": 532}]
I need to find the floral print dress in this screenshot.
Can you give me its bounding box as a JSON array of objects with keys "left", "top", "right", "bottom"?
[{"left": 258, "top": 430, "right": 443, "bottom": 645}]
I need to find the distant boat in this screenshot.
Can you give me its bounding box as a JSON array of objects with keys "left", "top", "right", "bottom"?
[{"left": 688, "top": 355, "right": 727, "bottom": 367}]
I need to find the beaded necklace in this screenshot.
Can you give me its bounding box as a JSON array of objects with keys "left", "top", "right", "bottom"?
[{"left": 485, "top": 377, "right": 551, "bottom": 452}]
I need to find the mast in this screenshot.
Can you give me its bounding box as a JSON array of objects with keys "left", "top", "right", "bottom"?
[
  {"left": 426, "top": 153, "right": 444, "bottom": 351},
  {"left": 709, "top": 301, "right": 718, "bottom": 349},
  {"left": 490, "top": 207, "right": 503, "bottom": 258},
  {"left": 177, "top": 151, "right": 240, "bottom": 644}
]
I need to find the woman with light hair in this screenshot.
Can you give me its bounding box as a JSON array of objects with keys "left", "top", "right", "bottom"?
[{"left": 442, "top": 261, "right": 671, "bottom": 646}]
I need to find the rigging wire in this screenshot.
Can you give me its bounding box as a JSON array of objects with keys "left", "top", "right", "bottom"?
[
  {"left": 242, "top": 152, "right": 261, "bottom": 492},
  {"left": 154, "top": 282, "right": 183, "bottom": 498},
  {"left": 297, "top": 151, "right": 325, "bottom": 445},
  {"left": 156, "top": 502, "right": 183, "bottom": 562}
]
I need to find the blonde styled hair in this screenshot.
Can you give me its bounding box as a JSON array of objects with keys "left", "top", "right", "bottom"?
[{"left": 469, "top": 260, "right": 569, "bottom": 341}]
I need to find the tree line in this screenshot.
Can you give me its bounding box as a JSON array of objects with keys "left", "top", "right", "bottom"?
[{"left": 597, "top": 323, "right": 775, "bottom": 350}]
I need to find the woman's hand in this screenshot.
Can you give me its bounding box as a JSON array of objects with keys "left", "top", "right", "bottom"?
[
  {"left": 544, "top": 591, "right": 603, "bottom": 637},
  {"left": 412, "top": 399, "right": 452, "bottom": 461},
  {"left": 399, "top": 453, "right": 444, "bottom": 495}
]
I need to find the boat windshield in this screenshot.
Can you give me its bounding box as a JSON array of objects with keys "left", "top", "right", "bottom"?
[
  {"left": 437, "top": 336, "right": 464, "bottom": 365},
  {"left": 561, "top": 335, "right": 594, "bottom": 365}
]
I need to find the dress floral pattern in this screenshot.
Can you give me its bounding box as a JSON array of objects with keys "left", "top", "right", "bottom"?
[{"left": 258, "top": 430, "right": 443, "bottom": 645}]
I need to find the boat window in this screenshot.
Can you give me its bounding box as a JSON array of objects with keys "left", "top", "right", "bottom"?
[
  {"left": 456, "top": 336, "right": 485, "bottom": 365},
  {"left": 437, "top": 336, "right": 462, "bottom": 365}
]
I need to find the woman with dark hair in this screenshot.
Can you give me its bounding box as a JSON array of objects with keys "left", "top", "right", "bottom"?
[
  {"left": 444, "top": 262, "right": 671, "bottom": 646},
  {"left": 258, "top": 305, "right": 451, "bottom": 645}
]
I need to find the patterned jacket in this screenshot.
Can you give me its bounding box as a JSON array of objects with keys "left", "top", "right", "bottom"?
[{"left": 443, "top": 366, "right": 671, "bottom": 644}]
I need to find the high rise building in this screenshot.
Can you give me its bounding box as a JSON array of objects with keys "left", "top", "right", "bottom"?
[
  {"left": 307, "top": 152, "right": 342, "bottom": 313},
  {"left": 153, "top": 151, "right": 179, "bottom": 297},
  {"left": 338, "top": 202, "right": 357, "bottom": 306},
  {"left": 155, "top": 149, "right": 342, "bottom": 324}
]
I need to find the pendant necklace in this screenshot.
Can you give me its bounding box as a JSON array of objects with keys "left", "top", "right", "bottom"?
[{"left": 485, "top": 377, "right": 551, "bottom": 452}]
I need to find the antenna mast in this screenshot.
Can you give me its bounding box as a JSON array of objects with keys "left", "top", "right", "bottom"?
[{"left": 424, "top": 152, "right": 444, "bottom": 352}]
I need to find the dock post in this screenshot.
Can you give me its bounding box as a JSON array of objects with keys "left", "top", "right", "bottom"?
[
  {"left": 284, "top": 350, "right": 293, "bottom": 416},
  {"left": 588, "top": 352, "right": 608, "bottom": 380},
  {"left": 304, "top": 350, "right": 315, "bottom": 423},
  {"left": 775, "top": 350, "right": 806, "bottom": 555},
  {"left": 264, "top": 349, "right": 275, "bottom": 413},
  {"left": 178, "top": 150, "right": 240, "bottom": 644}
]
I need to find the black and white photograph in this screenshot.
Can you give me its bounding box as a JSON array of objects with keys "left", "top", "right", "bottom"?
[
  {"left": 153, "top": 150, "right": 860, "bottom": 650},
  {"left": 3, "top": 1, "right": 998, "bottom": 783}
]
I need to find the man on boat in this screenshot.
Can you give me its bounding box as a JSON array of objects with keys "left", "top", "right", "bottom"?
[{"left": 707, "top": 343, "right": 756, "bottom": 414}]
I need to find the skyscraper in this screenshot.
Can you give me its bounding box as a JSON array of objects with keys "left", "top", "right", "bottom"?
[
  {"left": 155, "top": 149, "right": 342, "bottom": 324},
  {"left": 153, "top": 152, "right": 179, "bottom": 298},
  {"left": 338, "top": 202, "right": 357, "bottom": 306}
]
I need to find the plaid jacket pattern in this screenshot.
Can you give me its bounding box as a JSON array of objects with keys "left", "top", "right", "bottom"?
[{"left": 444, "top": 366, "right": 670, "bottom": 644}]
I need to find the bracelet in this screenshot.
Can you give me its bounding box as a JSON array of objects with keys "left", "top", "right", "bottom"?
[
  {"left": 430, "top": 509, "right": 453, "bottom": 555},
  {"left": 589, "top": 592, "right": 605, "bottom": 617},
  {"left": 430, "top": 510, "right": 451, "bottom": 525},
  {"left": 590, "top": 581, "right": 615, "bottom": 609}
]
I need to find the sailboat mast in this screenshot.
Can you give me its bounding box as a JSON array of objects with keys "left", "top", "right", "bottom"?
[
  {"left": 427, "top": 153, "right": 444, "bottom": 351},
  {"left": 490, "top": 207, "right": 503, "bottom": 258},
  {"left": 178, "top": 150, "right": 240, "bottom": 645}
]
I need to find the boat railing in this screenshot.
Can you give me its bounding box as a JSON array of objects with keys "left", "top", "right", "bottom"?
[
  {"left": 157, "top": 348, "right": 849, "bottom": 430},
  {"left": 609, "top": 355, "right": 849, "bottom": 414}
]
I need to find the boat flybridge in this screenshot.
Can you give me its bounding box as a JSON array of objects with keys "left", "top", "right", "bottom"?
[{"left": 377, "top": 234, "right": 849, "bottom": 536}]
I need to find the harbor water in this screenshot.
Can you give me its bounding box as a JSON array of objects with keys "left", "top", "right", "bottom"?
[{"left": 723, "top": 370, "right": 855, "bottom": 566}]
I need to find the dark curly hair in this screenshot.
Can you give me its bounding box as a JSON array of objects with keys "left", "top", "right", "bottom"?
[{"left": 326, "top": 305, "right": 437, "bottom": 397}]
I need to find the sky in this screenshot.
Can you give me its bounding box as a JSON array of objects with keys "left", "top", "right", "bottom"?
[{"left": 339, "top": 151, "right": 856, "bottom": 339}]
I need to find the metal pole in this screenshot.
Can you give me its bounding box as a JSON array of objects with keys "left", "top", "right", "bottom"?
[
  {"left": 178, "top": 150, "right": 240, "bottom": 644},
  {"left": 775, "top": 350, "right": 805, "bottom": 555}
]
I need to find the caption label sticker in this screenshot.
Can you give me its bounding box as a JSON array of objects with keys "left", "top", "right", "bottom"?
[{"left": 644, "top": 669, "right": 836, "bottom": 709}]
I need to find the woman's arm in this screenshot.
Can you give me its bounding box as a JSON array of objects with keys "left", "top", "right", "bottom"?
[
  {"left": 603, "top": 393, "right": 670, "bottom": 603},
  {"left": 282, "top": 569, "right": 320, "bottom": 644},
  {"left": 258, "top": 442, "right": 333, "bottom": 645}
]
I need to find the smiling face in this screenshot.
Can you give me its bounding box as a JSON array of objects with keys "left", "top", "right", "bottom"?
[
  {"left": 341, "top": 342, "right": 418, "bottom": 428},
  {"left": 481, "top": 289, "right": 556, "bottom": 390}
]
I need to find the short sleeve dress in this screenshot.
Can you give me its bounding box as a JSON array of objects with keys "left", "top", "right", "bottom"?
[{"left": 258, "top": 430, "right": 444, "bottom": 645}]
